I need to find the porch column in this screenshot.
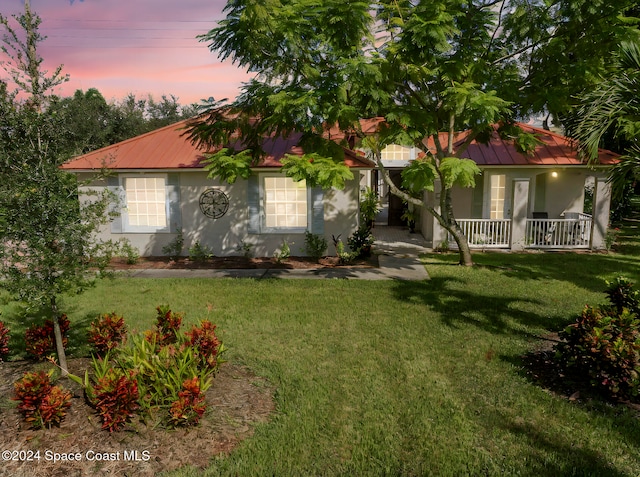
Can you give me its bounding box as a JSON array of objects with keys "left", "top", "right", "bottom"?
[
  {"left": 510, "top": 178, "right": 530, "bottom": 251},
  {"left": 591, "top": 177, "right": 612, "bottom": 249}
]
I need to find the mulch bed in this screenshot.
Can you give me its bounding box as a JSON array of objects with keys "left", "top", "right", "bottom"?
[
  {"left": 109, "top": 255, "right": 378, "bottom": 270},
  {"left": 0, "top": 359, "right": 275, "bottom": 477}
]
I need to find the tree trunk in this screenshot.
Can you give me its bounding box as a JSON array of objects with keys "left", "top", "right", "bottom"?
[
  {"left": 440, "top": 187, "right": 474, "bottom": 267},
  {"left": 374, "top": 153, "right": 474, "bottom": 266},
  {"left": 50, "top": 297, "right": 69, "bottom": 376},
  {"left": 447, "top": 223, "right": 474, "bottom": 266}
]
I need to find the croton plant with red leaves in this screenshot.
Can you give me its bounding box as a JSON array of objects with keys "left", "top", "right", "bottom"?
[
  {"left": 13, "top": 370, "right": 71, "bottom": 429},
  {"left": 25, "top": 315, "right": 70, "bottom": 360}
]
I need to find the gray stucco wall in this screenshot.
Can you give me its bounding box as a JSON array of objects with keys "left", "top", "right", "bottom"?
[{"left": 78, "top": 170, "right": 361, "bottom": 258}]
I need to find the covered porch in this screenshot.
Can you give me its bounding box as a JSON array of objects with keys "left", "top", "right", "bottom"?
[
  {"left": 431, "top": 173, "right": 612, "bottom": 251},
  {"left": 449, "top": 213, "right": 593, "bottom": 250}
]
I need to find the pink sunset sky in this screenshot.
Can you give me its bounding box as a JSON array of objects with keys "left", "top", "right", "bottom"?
[{"left": 0, "top": 0, "right": 252, "bottom": 105}]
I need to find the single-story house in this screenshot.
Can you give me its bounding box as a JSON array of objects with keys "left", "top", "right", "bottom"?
[
  {"left": 63, "top": 119, "right": 617, "bottom": 257},
  {"left": 372, "top": 122, "right": 618, "bottom": 250},
  {"left": 62, "top": 120, "right": 374, "bottom": 257}
]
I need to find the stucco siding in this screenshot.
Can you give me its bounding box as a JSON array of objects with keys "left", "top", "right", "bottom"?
[{"left": 78, "top": 171, "right": 360, "bottom": 258}]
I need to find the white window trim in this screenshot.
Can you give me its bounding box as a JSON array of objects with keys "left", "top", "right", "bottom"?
[
  {"left": 120, "top": 174, "right": 171, "bottom": 233},
  {"left": 260, "top": 173, "right": 311, "bottom": 234}
]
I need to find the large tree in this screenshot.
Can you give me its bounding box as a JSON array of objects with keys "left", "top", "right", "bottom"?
[
  {"left": 0, "top": 4, "right": 114, "bottom": 374},
  {"left": 568, "top": 40, "right": 640, "bottom": 199},
  {"left": 189, "top": 0, "right": 638, "bottom": 266},
  {"left": 0, "top": 0, "right": 68, "bottom": 110},
  {"left": 500, "top": 0, "right": 639, "bottom": 126}
]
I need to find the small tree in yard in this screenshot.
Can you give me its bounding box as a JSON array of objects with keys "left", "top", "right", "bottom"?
[{"left": 0, "top": 4, "right": 115, "bottom": 375}]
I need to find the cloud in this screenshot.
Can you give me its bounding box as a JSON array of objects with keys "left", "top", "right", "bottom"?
[{"left": 0, "top": 0, "right": 244, "bottom": 104}]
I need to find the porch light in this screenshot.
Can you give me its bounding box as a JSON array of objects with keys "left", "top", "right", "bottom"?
[{"left": 551, "top": 171, "right": 558, "bottom": 178}]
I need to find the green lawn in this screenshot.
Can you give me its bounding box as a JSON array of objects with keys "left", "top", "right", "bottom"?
[{"left": 1, "top": 209, "right": 639, "bottom": 476}]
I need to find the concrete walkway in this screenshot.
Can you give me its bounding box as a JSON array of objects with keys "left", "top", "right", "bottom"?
[{"left": 125, "top": 226, "right": 430, "bottom": 281}]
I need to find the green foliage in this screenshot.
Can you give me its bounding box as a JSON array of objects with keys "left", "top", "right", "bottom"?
[
  {"left": 555, "top": 277, "right": 640, "bottom": 400},
  {"left": 401, "top": 203, "right": 418, "bottom": 229},
  {"left": 280, "top": 154, "right": 354, "bottom": 190},
  {"left": 192, "top": 0, "right": 639, "bottom": 268},
  {"left": 117, "top": 238, "right": 140, "bottom": 265},
  {"left": 201, "top": 148, "right": 253, "bottom": 184},
  {"left": 162, "top": 228, "right": 184, "bottom": 260},
  {"left": 359, "top": 187, "right": 380, "bottom": 230},
  {"left": 303, "top": 231, "right": 328, "bottom": 261},
  {"left": 605, "top": 277, "right": 640, "bottom": 316},
  {"left": 87, "top": 307, "right": 225, "bottom": 430},
  {"left": 401, "top": 158, "right": 437, "bottom": 195},
  {"left": 568, "top": 40, "right": 640, "bottom": 200},
  {"left": 438, "top": 157, "right": 481, "bottom": 189},
  {"left": 347, "top": 226, "right": 374, "bottom": 259},
  {"left": 13, "top": 370, "right": 72, "bottom": 430},
  {"left": 189, "top": 241, "right": 214, "bottom": 262},
  {"left": 0, "top": 8, "right": 117, "bottom": 374},
  {"left": 273, "top": 240, "right": 291, "bottom": 263},
  {"left": 333, "top": 237, "right": 357, "bottom": 265},
  {"left": 236, "top": 240, "right": 254, "bottom": 259},
  {"left": 88, "top": 313, "right": 128, "bottom": 355}
]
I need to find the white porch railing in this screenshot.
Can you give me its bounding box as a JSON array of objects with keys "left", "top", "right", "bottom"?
[
  {"left": 449, "top": 219, "right": 512, "bottom": 249},
  {"left": 525, "top": 216, "right": 592, "bottom": 249},
  {"left": 446, "top": 215, "right": 593, "bottom": 250}
]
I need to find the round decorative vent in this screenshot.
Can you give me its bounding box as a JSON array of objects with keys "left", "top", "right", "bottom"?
[{"left": 199, "top": 189, "right": 229, "bottom": 219}]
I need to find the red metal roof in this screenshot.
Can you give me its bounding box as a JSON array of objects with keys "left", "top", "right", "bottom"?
[
  {"left": 62, "top": 120, "right": 375, "bottom": 171},
  {"left": 433, "top": 123, "right": 618, "bottom": 166},
  {"left": 325, "top": 119, "right": 617, "bottom": 166},
  {"left": 62, "top": 119, "right": 617, "bottom": 171}
]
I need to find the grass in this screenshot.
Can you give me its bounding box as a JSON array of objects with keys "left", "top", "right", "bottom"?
[{"left": 1, "top": 199, "right": 639, "bottom": 476}]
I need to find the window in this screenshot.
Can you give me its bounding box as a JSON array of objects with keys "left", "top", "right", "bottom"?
[
  {"left": 264, "top": 177, "right": 308, "bottom": 229},
  {"left": 490, "top": 174, "right": 506, "bottom": 219},
  {"left": 107, "top": 174, "right": 181, "bottom": 234},
  {"left": 247, "top": 174, "right": 323, "bottom": 235},
  {"left": 124, "top": 177, "right": 167, "bottom": 228},
  {"left": 380, "top": 144, "right": 412, "bottom": 161}
]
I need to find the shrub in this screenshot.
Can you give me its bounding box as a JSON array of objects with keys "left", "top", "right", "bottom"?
[
  {"left": 83, "top": 305, "right": 225, "bottom": 431},
  {"left": 13, "top": 370, "right": 72, "bottom": 429},
  {"left": 146, "top": 305, "right": 183, "bottom": 346},
  {"left": 235, "top": 240, "right": 254, "bottom": 258},
  {"left": 103, "top": 333, "right": 214, "bottom": 427},
  {"left": 303, "top": 231, "right": 327, "bottom": 261},
  {"left": 347, "top": 226, "right": 374, "bottom": 258},
  {"left": 88, "top": 313, "right": 128, "bottom": 355},
  {"left": 117, "top": 238, "right": 140, "bottom": 264},
  {"left": 359, "top": 187, "right": 380, "bottom": 231},
  {"left": 189, "top": 241, "right": 214, "bottom": 262},
  {"left": 162, "top": 227, "right": 184, "bottom": 260},
  {"left": 169, "top": 377, "right": 207, "bottom": 427},
  {"left": 605, "top": 276, "right": 640, "bottom": 315},
  {"left": 185, "top": 320, "right": 225, "bottom": 372},
  {"left": 25, "top": 315, "right": 70, "bottom": 360},
  {"left": 554, "top": 277, "right": 640, "bottom": 400},
  {"left": 332, "top": 236, "right": 356, "bottom": 264},
  {"left": 90, "top": 367, "right": 140, "bottom": 433},
  {"left": 0, "top": 320, "right": 10, "bottom": 361},
  {"left": 273, "top": 240, "right": 291, "bottom": 263}
]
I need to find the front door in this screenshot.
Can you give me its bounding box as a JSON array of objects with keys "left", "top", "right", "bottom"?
[{"left": 388, "top": 170, "right": 405, "bottom": 226}]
